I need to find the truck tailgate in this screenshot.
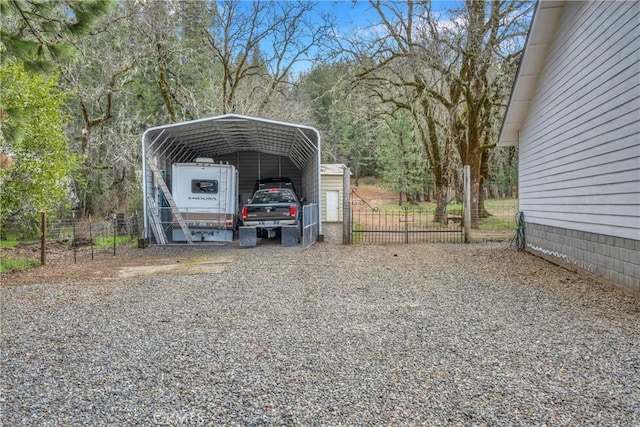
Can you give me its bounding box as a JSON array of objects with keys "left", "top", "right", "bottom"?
[{"left": 243, "top": 204, "right": 295, "bottom": 221}]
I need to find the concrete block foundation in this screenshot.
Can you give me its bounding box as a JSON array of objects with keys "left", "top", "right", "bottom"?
[{"left": 525, "top": 222, "right": 639, "bottom": 296}]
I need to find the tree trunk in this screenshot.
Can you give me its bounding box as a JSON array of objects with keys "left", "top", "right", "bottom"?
[
  {"left": 353, "top": 156, "right": 360, "bottom": 187},
  {"left": 478, "top": 148, "right": 492, "bottom": 218},
  {"left": 434, "top": 184, "right": 448, "bottom": 224}
]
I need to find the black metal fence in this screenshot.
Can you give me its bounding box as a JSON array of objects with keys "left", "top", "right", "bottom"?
[
  {"left": 350, "top": 204, "right": 464, "bottom": 244},
  {"left": 348, "top": 188, "right": 517, "bottom": 244}
]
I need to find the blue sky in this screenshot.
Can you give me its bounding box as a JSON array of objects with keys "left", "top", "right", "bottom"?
[
  {"left": 280, "top": 0, "right": 461, "bottom": 75},
  {"left": 311, "top": 0, "right": 459, "bottom": 31},
  {"left": 314, "top": 1, "right": 381, "bottom": 30},
  {"left": 238, "top": 0, "right": 470, "bottom": 76}
]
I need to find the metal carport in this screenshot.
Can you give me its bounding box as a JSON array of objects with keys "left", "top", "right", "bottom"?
[{"left": 142, "top": 114, "right": 321, "bottom": 245}]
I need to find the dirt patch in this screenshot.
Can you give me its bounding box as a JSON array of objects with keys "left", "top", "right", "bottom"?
[
  {"left": 0, "top": 242, "right": 235, "bottom": 286},
  {"left": 350, "top": 183, "right": 399, "bottom": 206},
  {"left": 118, "top": 255, "right": 234, "bottom": 278}
]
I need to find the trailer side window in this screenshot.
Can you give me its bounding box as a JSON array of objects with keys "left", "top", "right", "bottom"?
[{"left": 192, "top": 179, "right": 218, "bottom": 193}]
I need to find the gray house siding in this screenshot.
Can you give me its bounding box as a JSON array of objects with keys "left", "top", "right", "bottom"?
[{"left": 515, "top": 1, "right": 640, "bottom": 294}]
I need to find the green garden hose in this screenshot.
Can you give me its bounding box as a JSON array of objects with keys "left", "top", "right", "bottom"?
[{"left": 511, "top": 211, "right": 525, "bottom": 251}]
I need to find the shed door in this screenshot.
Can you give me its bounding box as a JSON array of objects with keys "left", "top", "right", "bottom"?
[{"left": 326, "top": 190, "right": 339, "bottom": 222}]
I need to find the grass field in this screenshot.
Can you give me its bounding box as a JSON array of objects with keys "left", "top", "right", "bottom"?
[
  {"left": 0, "top": 237, "right": 31, "bottom": 273},
  {"left": 0, "top": 257, "right": 39, "bottom": 273},
  {"left": 0, "top": 239, "right": 19, "bottom": 249},
  {"left": 91, "top": 236, "right": 137, "bottom": 248}
]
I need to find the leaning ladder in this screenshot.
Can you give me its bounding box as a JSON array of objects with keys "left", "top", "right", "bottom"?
[
  {"left": 146, "top": 155, "right": 193, "bottom": 244},
  {"left": 146, "top": 196, "right": 167, "bottom": 245}
]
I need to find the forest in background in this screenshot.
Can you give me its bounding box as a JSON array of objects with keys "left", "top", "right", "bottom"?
[{"left": 0, "top": 0, "right": 533, "bottom": 234}]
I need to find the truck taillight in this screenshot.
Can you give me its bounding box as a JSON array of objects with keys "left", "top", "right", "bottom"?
[
  {"left": 226, "top": 220, "right": 233, "bottom": 227},
  {"left": 242, "top": 206, "right": 248, "bottom": 219},
  {"left": 290, "top": 205, "right": 296, "bottom": 217}
]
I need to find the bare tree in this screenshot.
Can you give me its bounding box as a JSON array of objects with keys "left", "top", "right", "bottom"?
[
  {"left": 440, "top": 0, "right": 531, "bottom": 224},
  {"left": 60, "top": 3, "right": 141, "bottom": 215},
  {"left": 352, "top": 1, "right": 454, "bottom": 220},
  {"left": 127, "top": 0, "right": 210, "bottom": 122},
  {"left": 202, "top": 0, "right": 333, "bottom": 116},
  {"left": 349, "top": 0, "right": 531, "bottom": 225}
]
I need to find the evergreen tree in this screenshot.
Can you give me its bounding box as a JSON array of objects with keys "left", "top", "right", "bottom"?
[{"left": 0, "top": 0, "right": 114, "bottom": 72}]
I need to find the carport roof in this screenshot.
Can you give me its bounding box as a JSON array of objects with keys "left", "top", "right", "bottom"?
[{"left": 143, "top": 114, "right": 320, "bottom": 169}]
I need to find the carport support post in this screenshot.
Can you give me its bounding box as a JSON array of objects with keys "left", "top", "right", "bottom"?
[{"left": 464, "top": 165, "right": 471, "bottom": 243}]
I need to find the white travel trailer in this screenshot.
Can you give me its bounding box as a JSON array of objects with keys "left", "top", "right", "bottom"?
[
  {"left": 142, "top": 114, "right": 322, "bottom": 248},
  {"left": 171, "top": 159, "right": 239, "bottom": 242}
]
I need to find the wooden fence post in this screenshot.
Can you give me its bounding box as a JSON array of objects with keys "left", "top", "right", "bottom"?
[{"left": 40, "top": 211, "right": 46, "bottom": 265}]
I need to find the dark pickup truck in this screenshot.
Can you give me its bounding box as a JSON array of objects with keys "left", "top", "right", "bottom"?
[{"left": 241, "top": 187, "right": 302, "bottom": 238}]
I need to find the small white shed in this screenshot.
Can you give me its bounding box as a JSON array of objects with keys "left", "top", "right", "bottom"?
[
  {"left": 320, "top": 164, "right": 347, "bottom": 222},
  {"left": 498, "top": 1, "right": 639, "bottom": 294}
]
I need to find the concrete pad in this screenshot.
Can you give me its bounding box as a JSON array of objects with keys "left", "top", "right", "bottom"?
[
  {"left": 281, "top": 225, "right": 300, "bottom": 246},
  {"left": 239, "top": 226, "right": 257, "bottom": 247}
]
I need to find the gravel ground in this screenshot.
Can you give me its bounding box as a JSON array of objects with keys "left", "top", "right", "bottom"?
[{"left": 1, "top": 241, "right": 639, "bottom": 426}]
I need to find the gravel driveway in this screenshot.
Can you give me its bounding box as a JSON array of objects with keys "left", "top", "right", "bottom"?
[{"left": 1, "top": 242, "right": 639, "bottom": 426}]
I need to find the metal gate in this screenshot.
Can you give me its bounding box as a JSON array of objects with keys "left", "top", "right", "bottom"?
[
  {"left": 349, "top": 190, "right": 463, "bottom": 244},
  {"left": 302, "top": 203, "right": 319, "bottom": 249}
]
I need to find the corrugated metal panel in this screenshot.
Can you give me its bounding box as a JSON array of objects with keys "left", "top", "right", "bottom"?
[
  {"left": 215, "top": 151, "right": 302, "bottom": 200},
  {"left": 236, "top": 151, "right": 260, "bottom": 201}
]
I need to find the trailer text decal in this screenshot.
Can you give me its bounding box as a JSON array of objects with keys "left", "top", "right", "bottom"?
[{"left": 188, "top": 196, "right": 218, "bottom": 201}]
